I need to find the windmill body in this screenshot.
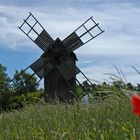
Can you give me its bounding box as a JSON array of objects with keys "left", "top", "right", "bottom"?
[
  {"left": 12, "top": 13, "right": 104, "bottom": 102},
  {"left": 43, "top": 38, "right": 77, "bottom": 102}
]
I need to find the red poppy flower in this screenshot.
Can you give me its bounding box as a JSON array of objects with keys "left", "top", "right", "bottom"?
[{"left": 132, "top": 95, "right": 140, "bottom": 116}]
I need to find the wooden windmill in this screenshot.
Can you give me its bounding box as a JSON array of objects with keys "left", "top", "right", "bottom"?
[{"left": 12, "top": 12, "right": 104, "bottom": 102}]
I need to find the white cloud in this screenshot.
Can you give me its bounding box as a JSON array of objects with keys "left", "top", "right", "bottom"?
[
  {"left": 0, "top": 1, "right": 140, "bottom": 55},
  {"left": 78, "top": 65, "right": 140, "bottom": 85}
]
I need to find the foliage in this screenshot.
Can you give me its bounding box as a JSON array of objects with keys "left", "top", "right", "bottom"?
[
  {"left": 9, "top": 92, "right": 44, "bottom": 109},
  {"left": 0, "top": 64, "right": 10, "bottom": 92},
  {"left": 76, "top": 80, "right": 124, "bottom": 102},
  {"left": 12, "top": 70, "right": 39, "bottom": 94},
  {"left": 0, "top": 64, "right": 12, "bottom": 110},
  {"left": 76, "top": 76, "right": 140, "bottom": 102},
  {"left": 0, "top": 64, "right": 43, "bottom": 110}
]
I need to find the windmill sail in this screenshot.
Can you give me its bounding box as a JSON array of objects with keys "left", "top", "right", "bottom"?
[
  {"left": 63, "top": 16, "right": 104, "bottom": 53},
  {"left": 63, "top": 32, "right": 84, "bottom": 53},
  {"left": 56, "top": 60, "right": 80, "bottom": 80},
  {"left": 30, "top": 57, "right": 54, "bottom": 79},
  {"left": 19, "top": 12, "right": 54, "bottom": 51},
  {"left": 34, "top": 29, "right": 53, "bottom": 51}
]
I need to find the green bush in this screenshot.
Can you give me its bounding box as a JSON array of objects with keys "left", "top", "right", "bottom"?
[{"left": 9, "top": 92, "right": 44, "bottom": 109}]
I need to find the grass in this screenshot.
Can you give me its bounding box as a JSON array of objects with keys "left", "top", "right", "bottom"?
[{"left": 0, "top": 95, "right": 140, "bottom": 140}]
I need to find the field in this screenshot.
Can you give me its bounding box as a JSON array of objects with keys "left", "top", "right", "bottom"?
[{"left": 0, "top": 95, "right": 140, "bottom": 140}]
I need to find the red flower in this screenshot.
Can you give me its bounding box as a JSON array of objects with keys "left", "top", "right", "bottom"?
[{"left": 132, "top": 95, "right": 140, "bottom": 116}]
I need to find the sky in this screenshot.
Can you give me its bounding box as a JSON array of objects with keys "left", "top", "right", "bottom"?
[{"left": 0, "top": 0, "right": 140, "bottom": 86}]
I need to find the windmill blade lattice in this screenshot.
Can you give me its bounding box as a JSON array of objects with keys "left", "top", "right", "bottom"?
[
  {"left": 63, "top": 16, "right": 104, "bottom": 53},
  {"left": 19, "top": 12, "right": 54, "bottom": 51}
]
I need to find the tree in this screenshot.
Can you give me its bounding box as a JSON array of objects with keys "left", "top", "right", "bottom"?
[
  {"left": 0, "top": 64, "right": 12, "bottom": 110},
  {"left": 112, "top": 80, "right": 125, "bottom": 89},
  {"left": 13, "top": 70, "right": 39, "bottom": 94},
  {"left": 0, "top": 64, "right": 10, "bottom": 92},
  {"left": 127, "top": 82, "right": 134, "bottom": 90}
]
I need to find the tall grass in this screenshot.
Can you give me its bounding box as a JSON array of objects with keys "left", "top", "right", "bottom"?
[{"left": 0, "top": 95, "right": 140, "bottom": 140}]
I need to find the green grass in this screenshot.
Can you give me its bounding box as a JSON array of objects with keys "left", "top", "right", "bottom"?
[{"left": 0, "top": 96, "right": 140, "bottom": 140}]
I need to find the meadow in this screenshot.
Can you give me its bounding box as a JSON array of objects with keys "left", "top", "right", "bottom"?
[{"left": 0, "top": 94, "right": 140, "bottom": 140}]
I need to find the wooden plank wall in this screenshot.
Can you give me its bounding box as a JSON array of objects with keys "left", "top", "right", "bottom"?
[{"left": 44, "top": 53, "right": 77, "bottom": 102}]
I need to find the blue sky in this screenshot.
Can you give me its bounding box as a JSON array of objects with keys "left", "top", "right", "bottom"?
[{"left": 0, "top": 0, "right": 140, "bottom": 85}]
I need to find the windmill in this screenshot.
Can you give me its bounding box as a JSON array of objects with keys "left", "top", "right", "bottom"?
[{"left": 11, "top": 12, "right": 104, "bottom": 102}]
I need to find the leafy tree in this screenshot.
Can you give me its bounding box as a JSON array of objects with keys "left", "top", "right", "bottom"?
[
  {"left": 112, "top": 80, "right": 125, "bottom": 89},
  {"left": 126, "top": 82, "right": 134, "bottom": 90},
  {"left": 13, "top": 70, "right": 39, "bottom": 94},
  {"left": 0, "top": 64, "right": 10, "bottom": 92},
  {"left": 0, "top": 64, "right": 12, "bottom": 110},
  {"left": 0, "top": 64, "right": 42, "bottom": 110}
]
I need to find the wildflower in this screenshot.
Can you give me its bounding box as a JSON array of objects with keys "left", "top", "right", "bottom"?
[{"left": 132, "top": 95, "right": 140, "bottom": 117}]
